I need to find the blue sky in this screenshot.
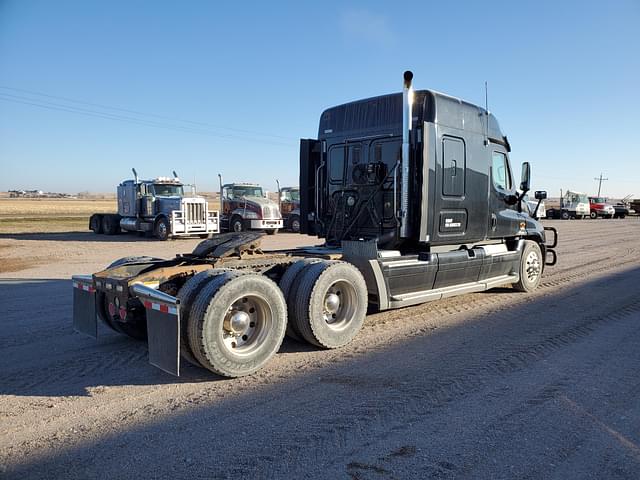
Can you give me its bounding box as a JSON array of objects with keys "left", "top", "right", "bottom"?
[{"left": 1, "top": 0, "right": 638, "bottom": 197}]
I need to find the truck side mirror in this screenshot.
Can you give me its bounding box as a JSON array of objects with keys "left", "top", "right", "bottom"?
[
  {"left": 520, "top": 162, "right": 531, "bottom": 193},
  {"left": 534, "top": 190, "right": 547, "bottom": 200}
]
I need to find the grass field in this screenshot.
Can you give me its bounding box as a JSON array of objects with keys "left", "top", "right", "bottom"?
[{"left": 0, "top": 198, "right": 117, "bottom": 233}]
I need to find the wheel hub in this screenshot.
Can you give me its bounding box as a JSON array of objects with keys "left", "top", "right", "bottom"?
[
  {"left": 227, "top": 310, "right": 250, "bottom": 334},
  {"left": 324, "top": 293, "right": 340, "bottom": 314},
  {"left": 525, "top": 251, "right": 541, "bottom": 282}
]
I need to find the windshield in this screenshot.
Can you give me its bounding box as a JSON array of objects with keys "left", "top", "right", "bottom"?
[
  {"left": 153, "top": 184, "right": 184, "bottom": 196},
  {"left": 229, "top": 186, "right": 263, "bottom": 198},
  {"left": 590, "top": 197, "right": 606, "bottom": 203},
  {"left": 567, "top": 193, "right": 588, "bottom": 203},
  {"left": 282, "top": 189, "right": 300, "bottom": 202}
]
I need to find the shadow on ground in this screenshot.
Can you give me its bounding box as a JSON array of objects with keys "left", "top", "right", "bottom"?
[{"left": 0, "top": 231, "right": 201, "bottom": 242}]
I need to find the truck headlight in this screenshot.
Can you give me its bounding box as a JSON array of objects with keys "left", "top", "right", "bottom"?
[{"left": 244, "top": 211, "right": 259, "bottom": 219}]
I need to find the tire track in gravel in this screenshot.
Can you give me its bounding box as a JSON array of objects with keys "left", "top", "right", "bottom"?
[{"left": 257, "top": 287, "right": 640, "bottom": 477}]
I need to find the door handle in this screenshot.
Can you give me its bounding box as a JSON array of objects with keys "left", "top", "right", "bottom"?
[{"left": 491, "top": 213, "right": 497, "bottom": 230}]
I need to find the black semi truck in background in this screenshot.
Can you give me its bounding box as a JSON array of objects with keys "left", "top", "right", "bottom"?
[{"left": 73, "top": 71, "right": 557, "bottom": 378}]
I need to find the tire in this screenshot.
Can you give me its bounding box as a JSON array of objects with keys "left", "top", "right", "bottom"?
[
  {"left": 590, "top": 211, "right": 597, "bottom": 219},
  {"left": 620, "top": 214, "right": 626, "bottom": 219},
  {"left": 266, "top": 229, "right": 278, "bottom": 235},
  {"left": 289, "top": 215, "right": 300, "bottom": 233},
  {"left": 97, "top": 291, "right": 147, "bottom": 339},
  {"left": 90, "top": 214, "right": 103, "bottom": 234},
  {"left": 107, "top": 256, "right": 161, "bottom": 269},
  {"left": 230, "top": 216, "right": 244, "bottom": 233},
  {"left": 176, "top": 268, "right": 231, "bottom": 367},
  {"left": 513, "top": 240, "right": 543, "bottom": 293},
  {"left": 291, "top": 261, "right": 368, "bottom": 349},
  {"left": 560, "top": 211, "right": 570, "bottom": 220},
  {"left": 99, "top": 256, "right": 162, "bottom": 338},
  {"left": 188, "top": 272, "right": 287, "bottom": 377},
  {"left": 279, "top": 258, "right": 323, "bottom": 341},
  {"left": 155, "top": 217, "right": 170, "bottom": 241},
  {"left": 102, "top": 215, "right": 120, "bottom": 235},
  {"left": 96, "top": 292, "right": 118, "bottom": 332}
]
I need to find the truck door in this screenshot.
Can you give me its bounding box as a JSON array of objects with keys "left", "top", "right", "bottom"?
[
  {"left": 221, "top": 186, "right": 233, "bottom": 222},
  {"left": 488, "top": 149, "right": 519, "bottom": 238},
  {"left": 299, "top": 139, "right": 321, "bottom": 234}
]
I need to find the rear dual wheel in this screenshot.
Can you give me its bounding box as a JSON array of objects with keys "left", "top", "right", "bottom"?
[
  {"left": 176, "top": 268, "right": 230, "bottom": 366},
  {"left": 289, "top": 261, "right": 368, "bottom": 349},
  {"left": 279, "top": 258, "right": 323, "bottom": 342},
  {"left": 90, "top": 215, "right": 103, "bottom": 234},
  {"left": 187, "top": 272, "right": 287, "bottom": 377},
  {"left": 102, "top": 215, "right": 120, "bottom": 235},
  {"left": 96, "top": 256, "right": 162, "bottom": 338}
]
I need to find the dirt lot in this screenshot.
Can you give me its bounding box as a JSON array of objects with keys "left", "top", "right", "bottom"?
[{"left": 1, "top": 219, "right": 639, "bottom": 479}]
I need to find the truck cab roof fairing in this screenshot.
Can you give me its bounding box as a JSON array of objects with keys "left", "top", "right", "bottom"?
[{"left": 318, "top": 90, "right": 505, "bottom": 141}]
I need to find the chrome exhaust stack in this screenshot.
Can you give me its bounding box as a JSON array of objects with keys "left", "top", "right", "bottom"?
[
  {"left": 132, "top": 168, "right": 139, "bottom": 184},
  {"left": 218, "top": 173, "right": 224, "bottom": 213},
  {"left": 400, "top": 70, "right": 414, "bottom": 238}
]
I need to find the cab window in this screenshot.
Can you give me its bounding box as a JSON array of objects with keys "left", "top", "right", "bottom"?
[
  {"left": 329, "top": 146, "right": 345, "bottom": 183},
  {"left": 491, "top": 152, "right": 512, "bottom": 191}
]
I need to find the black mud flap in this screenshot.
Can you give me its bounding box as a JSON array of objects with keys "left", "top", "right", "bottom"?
[
  {"left": 132, "top": 284, "right": 181, "bottom": 376},
  {"left": 72, "top": 275, "right": 97, "bottom": 338}
]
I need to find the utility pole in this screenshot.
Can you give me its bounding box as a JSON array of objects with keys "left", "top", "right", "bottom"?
[{"left": 594, "top": 173, "right": 608, "bottom": 197}]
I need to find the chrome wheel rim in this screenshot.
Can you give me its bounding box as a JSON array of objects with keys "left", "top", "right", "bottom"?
[
  {"left": 158, "top": 222, "right": 167, "bottom": 238},
  {"left": 232, "top": 221, "right": 242, "bottom": 232},
  {"left": 292, "top": 219, "right": 300, "bottom": 232},
  {"left": 525, "top": 250, "right": 541, "bottom": 282},
  {"left": 322, "top": 280, "right": 357, "bottom": 331},
  {"left": 221, "top": 294, "right": 272, "bottom": 355}
]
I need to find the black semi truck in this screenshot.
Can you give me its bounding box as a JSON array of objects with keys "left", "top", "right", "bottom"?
[{"left": 72, "top": 71, "right": 557, "bottom": 378}]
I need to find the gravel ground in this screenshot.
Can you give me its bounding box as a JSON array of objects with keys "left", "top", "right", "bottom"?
[{"left": 1, "top": 220, "right": 639, "bottom": 479}]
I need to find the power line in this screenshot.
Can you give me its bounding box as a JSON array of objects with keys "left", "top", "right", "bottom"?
[
  {"left": 0, "top": 84, "right": 297, "bottom": 141},
  {"left": 0, "top": 93, "right": 297, "bottom": 148}
]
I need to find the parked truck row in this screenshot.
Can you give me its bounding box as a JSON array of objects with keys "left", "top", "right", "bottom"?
[
  {"left": 74, "top": 70, "right": 558, "bottom": 378},
  {"left": 545, "top": 190, "right": 634, "bottom": 219},
  {"left": 89, "top": 171, "right": 306, "bottom": 240}
]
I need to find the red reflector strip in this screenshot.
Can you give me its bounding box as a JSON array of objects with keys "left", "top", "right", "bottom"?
[
  {"left": 143, "top": 300, "right": 178, "bottom": 315},
  {"left": 72, "top": 281, "right": 96, "bottom": 293}
]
